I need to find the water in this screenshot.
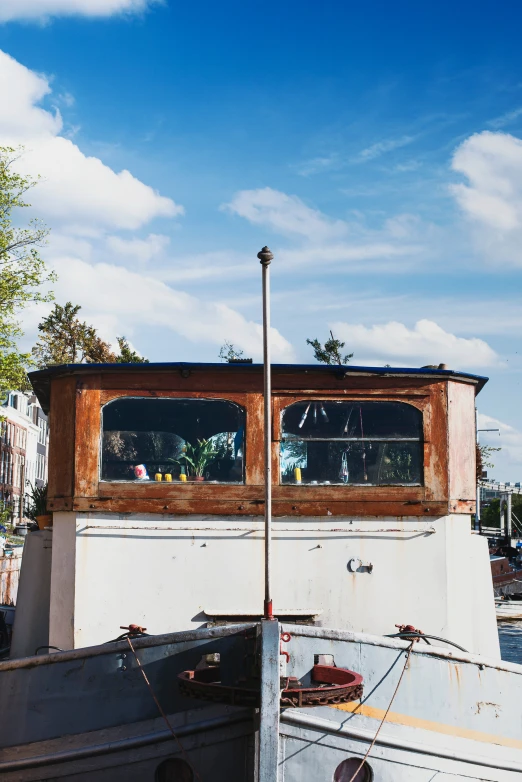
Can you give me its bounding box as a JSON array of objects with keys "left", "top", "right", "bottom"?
[{"left": 498, "top": 622, "right": 522, "bottom": 663}]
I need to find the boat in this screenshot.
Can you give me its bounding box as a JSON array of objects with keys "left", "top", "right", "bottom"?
[
  {"left": 495, "top": 595, "right": 522, "bottom": 621},
  {"left": 491, "top": 554, "right": 522, "bottom": 591},
  {"left": 0, "top": 247, "right": 520, "bottom": 781}
]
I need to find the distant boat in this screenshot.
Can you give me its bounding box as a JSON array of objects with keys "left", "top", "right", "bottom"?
[{"left": 495, "top": 596, "right": 522, "bottom": 621}]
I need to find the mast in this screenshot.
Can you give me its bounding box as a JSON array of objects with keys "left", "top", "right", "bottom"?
[{"left": 258, "top": 246, "right": 274, "bottom": 620}]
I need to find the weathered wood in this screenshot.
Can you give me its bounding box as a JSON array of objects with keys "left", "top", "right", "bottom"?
[
  {"left": 100, "top": 388, "right": 249, "bottom": 405},
  {"left": 74, "top": 376, "right": 101, "bottom": 498},
  {"left": 47, "top": 376, "right": 76, "bottom": 503},
  {"left": 71, "top": 497, "right": 448, "bottom": 516},
  {"left": 423, "top": 382, "right": 449, "bottom": 503},
  {"left": 43, "top": 366, "right": 472, "bottom": 517},
  {"left": 246, "top": 393, "right": 264, "bottom": 485},
  {"left": 96, "top": 482, "right": 426, "bottom": 501}
]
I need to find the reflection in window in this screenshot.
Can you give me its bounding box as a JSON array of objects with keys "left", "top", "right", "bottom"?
[
  {"left": 281, "top": 401, "right": 422, "bottom": 486},
  {"left": 101, "top": 398, "right": 245, "bottom": 483}
]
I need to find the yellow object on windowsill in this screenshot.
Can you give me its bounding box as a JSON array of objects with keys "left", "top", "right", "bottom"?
[
  {"left": 179, "top": 473, "right": 187, "bottom": 482},
  {"left": 155, "top": 473, "right": 162, "bottom": 482},
  {"left": 294, "top": 467, "right": 302, "bottom": 483},
  {"left": 164, "top": 474, "right": 172, "bottom": 482}
]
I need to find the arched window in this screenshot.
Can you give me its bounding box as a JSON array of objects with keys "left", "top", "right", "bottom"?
[
  {"left": 281, "top": 400, "right": 423, "bottom": 486},
  {"left": 101, "top": 398, "right": 245, "bottom": 483}
]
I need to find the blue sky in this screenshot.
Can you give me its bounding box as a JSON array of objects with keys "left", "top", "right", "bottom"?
[{"left": 0, "top": 0, "right": 521, "bottom": 478}]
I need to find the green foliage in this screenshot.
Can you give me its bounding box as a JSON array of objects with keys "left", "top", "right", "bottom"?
[
  {"left": 0, "top": 146, "right": 55, "bottom": 396},
  {"left": 0, "top": 504, "right": 11, "bottom": 527},
  {"left": 480, "top": 494, "right": 522, "bottom": 528},
  {"left": 219, "top": 341, "right": 244, "bottom": 362},
  {"left": 175, "top": 439, "right": 218, "bottom": 478},
  {"left": 32, "top": 303, "right": 149, "bottom": 367},
  {"left": 378, "top": 444, "right": 417, "bottom": 483},
  {"left": 25, "top": 483, "right": 48, "bottom": 520},
  {"left": 306, "top": 330, "right": 353, "bottom": 366},
  {"left": 32, "top": 302, "right": 115, "bottom": 366},
  {"left": 115, "top": 336, "right": 148, "bottom": 363},
  {"left": 477, "top": 443, "right": 501, "bottom": 479}
]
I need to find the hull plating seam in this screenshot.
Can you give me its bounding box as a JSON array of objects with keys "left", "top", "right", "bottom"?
[
  {"left": 0, "top": 711, "right": 252, "bottom": 773},
  {"left": 281, "top": 711, "right": 522, "bottom": 772}
]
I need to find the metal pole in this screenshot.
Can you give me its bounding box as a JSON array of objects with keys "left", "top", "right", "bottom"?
[
  {"left": 507, "top": 492, "right": 513, "bottom": 541},
  {"left": 476, "top": 425, "right": 500, "bottom": 533},
  {"left": 258, "top": 619, "right": 281, "bottom": 782},
  {"left": 258, "top": 246, "right": 274, "bottom": 621}
]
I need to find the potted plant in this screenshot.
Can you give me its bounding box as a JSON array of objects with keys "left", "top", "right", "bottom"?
[
  {"left": 26, "top": 483, "right": 52, "bottom": 530},
  {"left": 175, "top": 439, "right": 218, "bottom": 481}
]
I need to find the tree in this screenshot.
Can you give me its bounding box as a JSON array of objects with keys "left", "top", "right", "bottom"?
[
  {"left": 219, "top": 342, "right": 244, "bottom": 362},
  {"left": 477, "top": 443, "right": 501, "bottom": 480},
  {"left": 0, "top": 146, "right": 55, "bottom": 396},
  {"left": 115, "top": 336, "right": 149, "bottom": 364},
  {"left": 32, "top": 303, "right": 149, "bottom": 367},
  {"left": 32, "top": 302, "right": 115, "bottom": 366},
  {"left": 306, "top": 330, "right": 353, "bottom": 366}
]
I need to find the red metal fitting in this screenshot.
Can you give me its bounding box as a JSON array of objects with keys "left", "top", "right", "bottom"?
[
  {"left": 120, "top": 624, "right": 147, "bottom": 635},
  {"left": 280, "top": 631, "right": 292, "bottom": 662}
]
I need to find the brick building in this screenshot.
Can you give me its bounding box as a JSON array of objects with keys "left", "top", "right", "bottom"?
[{"left": 0, "top": 392, "right": 49, "bottom": 523}]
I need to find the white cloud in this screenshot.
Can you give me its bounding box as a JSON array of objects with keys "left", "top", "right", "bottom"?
[
  {"left": 223, "top": 187, "right": 348, "bottom": 242},
  {"left": 0, "top": 50, "right": 182, "bottom": 231},
  {"left": 0, "top": 0, "right": 162, "bottom": 23},
  {"left": 106, "top": 233, "right": 170, "bottom": 262},
  {"left": 478, "top": 413, "right": 522, "bottom": 466},
  {"left": 223, "top": 187, "right": 426, "bottom": 272},
  {"left": 44, "top": 255, "right": 295, "bottom": 362},
  {"left": 488, "top": 107, "right": 522, "bottom": 129},
  {"left": 450, "top": 131, "right": 522, "bottom": 265},
  {"left": 329, "top": 319, "right": 499, "bottom": 369},
  {"left": 357, "top": 135, "right": 416, "bottom": 162}
]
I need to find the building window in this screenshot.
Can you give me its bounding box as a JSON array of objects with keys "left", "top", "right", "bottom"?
[
  {"left": 101, "top": 397, "right": 245, "bottom": 483},
  {"left": 280, "top": 400, "right": 423, "bottom": 486}
]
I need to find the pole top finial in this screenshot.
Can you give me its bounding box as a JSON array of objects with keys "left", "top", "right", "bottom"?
[{"left": 257, "top": 246, "right": 273, "bottom": 266}]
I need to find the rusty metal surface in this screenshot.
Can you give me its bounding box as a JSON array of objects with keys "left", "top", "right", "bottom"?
[
  {"left": 0, "top": 552, "right": 22, "bottom": 606},
  {"left": 177, "top": 662, "right": 363, "bottom": 708}
]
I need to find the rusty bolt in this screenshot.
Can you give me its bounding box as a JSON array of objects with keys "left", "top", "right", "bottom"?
[
  {"left": 89, "top": 504, "right": 96, "bottom": 509},
  {"left": 238, "top": 505, "right": 245, "bottom": 510},
  {"left": 257, "top": 246, "right": 274, "bottom": 266}
]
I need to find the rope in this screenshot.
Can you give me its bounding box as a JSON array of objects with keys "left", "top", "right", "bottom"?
[
  {"left": 347, "top": 642, "right": 414, "bottom": 782},
  {"left": 126, "top": 637, "right": 202, "bottom": 782}
]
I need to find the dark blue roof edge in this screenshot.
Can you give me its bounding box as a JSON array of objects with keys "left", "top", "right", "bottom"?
[{"left": 28, "top": 362, "right": 488, "bottom": 390}]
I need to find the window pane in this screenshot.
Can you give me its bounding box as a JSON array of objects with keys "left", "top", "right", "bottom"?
[
  {"left": 281, "top": 401, "right": 422, "bottom": 486},
  {"left": 101, "top": 398, "right": 245, "bottom": 483},
  {"left": 282, "top": 400, "right": 422, "bottom": 440}
]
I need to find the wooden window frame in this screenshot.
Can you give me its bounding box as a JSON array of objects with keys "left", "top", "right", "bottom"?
[{"left": 47, "top": 376, "right": 452, "bottom": 516}]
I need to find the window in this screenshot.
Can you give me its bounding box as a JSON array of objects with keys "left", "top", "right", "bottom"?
[
  {"left": 155, "top": 758, "right": 194, "bottom": 782},
  {"left": 281, "top": 400, "right": 423, "bottom": 486},
  {"left": 334, "top": 758, "right": 373, "bottom": 781},
  {"left": 101, "top": 398, "right": 245, "bottom": 483}
]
